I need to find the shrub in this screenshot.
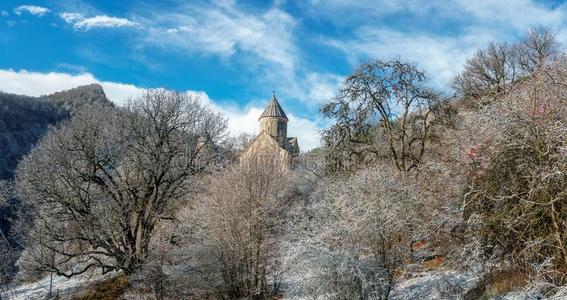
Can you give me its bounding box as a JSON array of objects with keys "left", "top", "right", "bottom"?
[
  {"left": 73, "top": 275, "right": 129, "bottom": 300},
  {"left": 293, "top": 166, "right": 423, "bottom": 299},
  {"left": 463, "top": 60, "right": 567, "bottom": 278}
]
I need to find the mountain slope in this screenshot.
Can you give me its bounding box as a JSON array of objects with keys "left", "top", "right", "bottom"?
[{"left": 0, "top": 84, "right": 111, "bottom": 179}]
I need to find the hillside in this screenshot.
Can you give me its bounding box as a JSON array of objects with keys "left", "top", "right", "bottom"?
[
  {"left": 1, "top": 25, "right": 567, "bottom": 299},
  {"left": 0, "top": 84, "right": 112, "bottom": 287},
  {"left": 1, "top": 78, "right": 565, "bottom": 299},
  {"left": 0, "top": 84, "right": 111, "bottom": 180}
]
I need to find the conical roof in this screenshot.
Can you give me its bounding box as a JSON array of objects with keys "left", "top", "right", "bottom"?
[{"left": 259, "top": 94, "right": 288, "bottom": 120}]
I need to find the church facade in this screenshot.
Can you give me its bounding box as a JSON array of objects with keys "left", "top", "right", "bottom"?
[{"left": 241, "top": 94, "right": 299, "bottom": 166}]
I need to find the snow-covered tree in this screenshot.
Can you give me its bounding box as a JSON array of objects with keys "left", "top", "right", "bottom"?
[
  {"left": 179, "top": 158, "right": 292, "bottom": 298},
  {"left": 16, "top": 89, "right": 227, "bottom": 277}
]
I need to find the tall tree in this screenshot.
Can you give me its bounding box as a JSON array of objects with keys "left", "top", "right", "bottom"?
[
  {"left": 322, "top": 60, "right": 445, "bottom": 173},
  {"left": 453, "top": 42, "right": 518, "bottom": 99},
  {"left": 16, "top": 89, "right": 227, "bottom": 277},
  {"left": 515, "top": 26, "right": 559, "bottom": 74}
]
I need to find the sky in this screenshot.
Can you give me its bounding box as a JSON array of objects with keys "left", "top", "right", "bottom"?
[{"left": 1, "top": 0, "right": 567, "bottom": 150}]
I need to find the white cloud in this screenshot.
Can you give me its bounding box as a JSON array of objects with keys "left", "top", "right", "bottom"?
[
  {"left": 60, "top": 12, "right": 137, "bottom": 30},
  {"left": 1, "top": 10, "right": 9, "bottom": 17},
  {"left": 287, "top": 114, "right": 322, "bottom": 151},
  {"left": 326, "top": 27, "right": 498, "bottom": 89},
  {"left": 142, "top": 1, "right": 297, "bottom": 70},
  {"left": 98, "top": 81, "right": 145, "bottom": 103},
  {"left": 0, "top": 69, "right": 321, "bottom": 150},
  {"left": 303, "top": 72, "right": 343, "bottom": 104},
  {"left": 453, "top": 0, "right": 564, "bottom": 30},
  {"left": 0, "top": 69, "right": 143, "bottom": 105},
  {"left": 59, "top": 12, "right": 83, "bottom": 24},
  {"left": 14, "top": 5, "right": 50, "bottom": 16},
  {"left": 74, "top": 15, "right": 137, "bottom": 30},
  {"left": 309, "top": 0, "right": 567, "bottom": 90}
]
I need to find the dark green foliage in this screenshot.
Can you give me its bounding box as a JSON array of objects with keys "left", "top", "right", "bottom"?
[{"left": 465, "top": 118, "right": 567, "bottom": 272}]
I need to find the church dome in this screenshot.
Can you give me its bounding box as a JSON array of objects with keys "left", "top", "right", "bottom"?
[{"left": 259, "top": 94, "right": 288, "bottom": 121}]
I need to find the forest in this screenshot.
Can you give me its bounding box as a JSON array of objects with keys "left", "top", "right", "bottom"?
[{"left": 0, "top": 26, "right": 566, "bottom": 299}]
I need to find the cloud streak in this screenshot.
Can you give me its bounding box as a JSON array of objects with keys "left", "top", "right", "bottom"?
[
  {"left": 326, "top": 28, "right": 495, "bottom": 89},
  {"left": 140, "top": 1, "right": 296, "bottom": 70},
  {"left": 134, "top": 1, "right": 334, "bottom": 123},
  {"left": 14, "top": 5, "right": 50, "bottom": 16},
  {"left": 60, "top": 12, "right": 137, "bottom": 30},
  {"left": 313, "top": 0, "right": 567, "bottom": 90}
]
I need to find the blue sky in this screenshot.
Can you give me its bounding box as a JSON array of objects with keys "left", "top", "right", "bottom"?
[{"left": 1, "top": 0, "right": 567, "bottom": 150}]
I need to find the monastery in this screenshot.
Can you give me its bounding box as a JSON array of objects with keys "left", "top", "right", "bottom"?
[{"left": 241, "top": 94, "right": 299, "bottom": 166}]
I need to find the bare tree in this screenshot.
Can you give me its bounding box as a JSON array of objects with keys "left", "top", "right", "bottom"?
[
  {"left": 454, "top": 27, "right": 561, "bottom": 100},
  {"left": 233, "top": 132, "right": 256, "bottom": 151},
  {"left": 15, "top": 89, "right": 227, "bottom": 278},
  {"left": 453, "top": 42, "right": 518, "bottom": 99},
  {"left": 515, "top": 26, "right": 559, "bottom": 74},
  {"left": 180, "top": 158, "right": 291, "bottom": 299},
  {"left": 322, "top": 60, "right": 445, "bottom": 173}
]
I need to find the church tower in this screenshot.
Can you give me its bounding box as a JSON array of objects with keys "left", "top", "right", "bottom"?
[
  {"left": 240, "top": 93, "right": 298, "bottom": 168},
  {"left": 259, "top": 93, "right": 288, "bottom": 143}
]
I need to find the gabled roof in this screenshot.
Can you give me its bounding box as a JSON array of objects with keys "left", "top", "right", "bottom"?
[{"left": 259, "top": 95, "right": 288, "bottom": 121}]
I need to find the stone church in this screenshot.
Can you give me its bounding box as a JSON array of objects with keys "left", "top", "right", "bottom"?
[{"left": 241, "top": 94, "right": 299, "bottom": 166}]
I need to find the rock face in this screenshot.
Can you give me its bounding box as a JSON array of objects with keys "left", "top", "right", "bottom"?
[
  {"left": 241, "top": 94, "right": 299, "bottom": 167},
  {"left": 46, "top": 83, "right": 112, "bottom": 111}
]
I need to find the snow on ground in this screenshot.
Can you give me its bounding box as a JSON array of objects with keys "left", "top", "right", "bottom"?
[
  {"left": 280, "top": 268, "right": 480, "bottom": 300},
  {"left": 2, "top": 271, "right": 118, "bottom": 300},
  {"left": 390, "top": 271, "right": 479, "bottom": 300},
  {"left": 548, "top": 285, "right": 567, "bottom": 300},
  {"left": 5, "top": 268, "right": 566, "bottom": 299},
  {"left": 494, "top": 291, "right": 532, "bottom": 300}
]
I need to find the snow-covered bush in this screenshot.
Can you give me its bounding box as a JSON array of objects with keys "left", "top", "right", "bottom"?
[{"left": 292, "top": 166, "right": 423, "bottom": 299}]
